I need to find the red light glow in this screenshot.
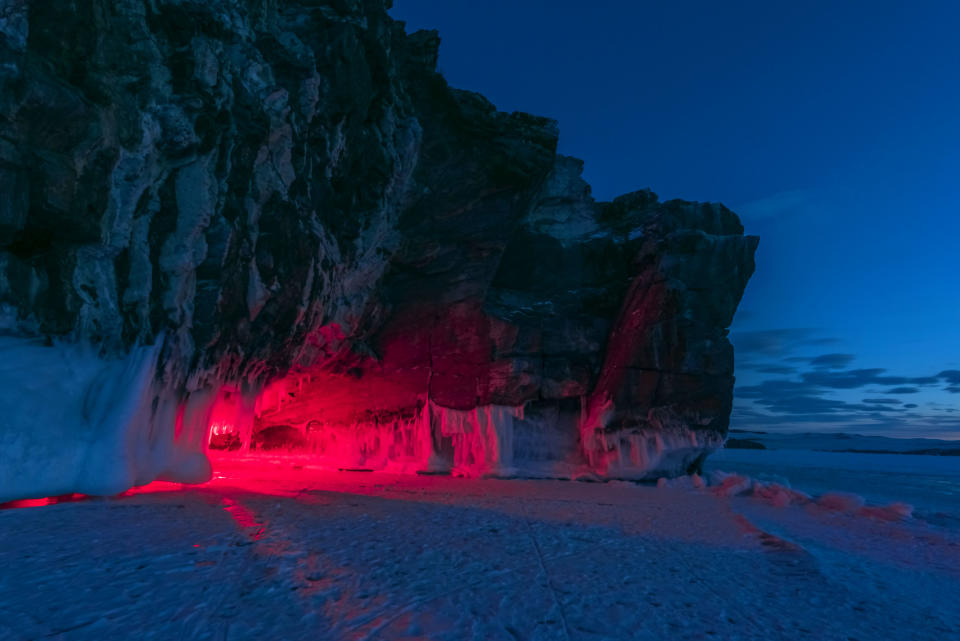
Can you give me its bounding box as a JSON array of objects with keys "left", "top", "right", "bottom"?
[
  {"left": 203, "top": 372, "right": 445, "bottom": 475},
  {"left": 0, "top": 494, "right": 89, "bottom": 510},
  {"left": 220, "top": 496, "right": 266, "bottom": 540}
]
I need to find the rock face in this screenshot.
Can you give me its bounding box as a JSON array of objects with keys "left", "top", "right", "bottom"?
[{"left": 0, "top": 0, "right": 757, "bottom": 500}]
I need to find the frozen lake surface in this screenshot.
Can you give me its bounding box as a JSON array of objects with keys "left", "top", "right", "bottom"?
[
  {"left": 1, "top": 456, "right": 958, "bottom": 640},
  {"left": 708, "top": 448, "right": 960, "bottom": 526}
]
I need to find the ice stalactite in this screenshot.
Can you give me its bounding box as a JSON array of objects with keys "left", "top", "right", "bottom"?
[
  {"left": 578, "top": 393, "right": 616, "bottom": 470},
  {"left": 218, "top": 382, "right": 723, "bottom": 481},
  {"left": 200, "top": 385, "right": 262, "bottom": 455},
  {"left": 217, "top": 395, "right": 545, "bottom": 477},
  {"left": 596, "top": 427, "right": 723, "bottom": 479},
  {"left": 577, "top": 395, "right": 725, "bottom": 479},
  {"left": 431, "top": 403, "right": 524, "bottom": 477},
  {"left": 298, "top": 400, "right": 437, "bottom": 473}
]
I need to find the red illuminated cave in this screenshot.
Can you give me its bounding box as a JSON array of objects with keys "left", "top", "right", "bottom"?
[{"left": 0, "top": 3, "right": 756, "bottom": 502}]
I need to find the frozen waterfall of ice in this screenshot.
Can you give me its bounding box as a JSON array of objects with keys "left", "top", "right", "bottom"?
[{"left": 0, "top": 336, "right": 212, "bottom": 502}]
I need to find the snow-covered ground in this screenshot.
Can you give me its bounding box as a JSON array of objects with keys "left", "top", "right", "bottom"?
[{"left": 2, "top": 453, "right": 959, "bottom": 641}]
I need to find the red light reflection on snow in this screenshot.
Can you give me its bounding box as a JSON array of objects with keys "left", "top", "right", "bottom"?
[
  {"left": 0, "top": 493, "right": 89, "bottom": 510},
  {"left": 0, "top": 497, "right": 55, "bottom": 509},
  {"left": 221, "top": 496, "right": 266, "bottom": 540},
  {"left": 120, "top": 481, "right": 193, "bottom": 495}
]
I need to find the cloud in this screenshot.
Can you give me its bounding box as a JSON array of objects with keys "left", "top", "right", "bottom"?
[
  {"left": 801, "top": 369, "right": 938, "bottom": 390},
  {"left": 799, "top": 368, "right": 886, "bottom": 389},
  {"left": 755, "top": 396, "right": 906, "bottom": 416},
  {"left": 732, "top": 329, "right": 813, "bottom": 356},
  {"left": 808, "top": 353, "right": 855, "bottom": 369},
  {"left": 753, "top": 395, "right": 853, "bottom": 415},
  {"left": 731, "top": 328, "right": 839, "bottom": 357},
  {"left": 731, "top": 328, "right": 958, "bottom": 436},
  {"left": 938, "top": 370, "right": 960, "bottom": 384},
  {"left": 738, "top": 361, "right": 799, "bottom": 375},
  {"left": 756, "top": 365, "right": 798, "bottom": 375},
  {"left": 734, "top": 360, "right": 960, "bottom": 436},
  {"left": 734, "top": 189, "right": 810, "bottom": 222},
  {"left": 736, "top": 379, "right": 815, "bottom": 399}
]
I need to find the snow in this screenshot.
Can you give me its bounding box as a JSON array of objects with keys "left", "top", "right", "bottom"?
[{"left": 1, "top": 455, "right": 959, "bottom": 640}]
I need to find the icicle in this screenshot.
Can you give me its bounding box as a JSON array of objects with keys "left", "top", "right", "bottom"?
[{"left": 513, "top": 403, "right": 525, "bottom": 421}]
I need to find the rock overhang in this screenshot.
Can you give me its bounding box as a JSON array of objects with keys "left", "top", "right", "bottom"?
[{"left": 0, "top": 0, "right": 756, "bottom": 500}]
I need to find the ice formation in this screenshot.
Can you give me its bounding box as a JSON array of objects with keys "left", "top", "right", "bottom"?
[{"left": 0, "top": 336, "right": 211, "bottom": 502}]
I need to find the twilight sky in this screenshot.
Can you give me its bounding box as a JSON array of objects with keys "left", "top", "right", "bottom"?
[{"left": 390, "top": 0, "right": 960, "bottom": 438}]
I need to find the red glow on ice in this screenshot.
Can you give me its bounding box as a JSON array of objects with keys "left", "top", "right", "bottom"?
[
  {"left": 221, "top": 496, "right": 266, "bottom": 540},
  {"left": 0, "top": 497, "right": 55, "bottom": 509},
  {"left": 208, "top": 390, "right": 241, "bottom": 438},
  {"left": 0, "top": 493, "right": 89, "bottom": 509},
  {"left": 202, "top": 371, "right": 440, "bottom": 474},
  {"left": 121, "top": 481, "right": 193, "bottom": 495},
  {"left": 209, "top": 421, "right": 233, "bottom": 436}
]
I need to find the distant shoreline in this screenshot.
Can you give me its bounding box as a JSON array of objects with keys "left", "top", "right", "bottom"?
[
  {"left": 725, "top": 429, "right": 960, "bottom": 456},
  {"left": 812, "top": 448, "right": 960, "bottom": 456}
]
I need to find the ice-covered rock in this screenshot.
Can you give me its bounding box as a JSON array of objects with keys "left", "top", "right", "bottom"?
[
  {"left": 0, "top": 1, "right": 756, "bottom": 500},
  {"left": 0, "top": 336, "right": 211, "bottom": 501},
  {"left": 817, "top": 492, "right": 867, "bottom": 513}
]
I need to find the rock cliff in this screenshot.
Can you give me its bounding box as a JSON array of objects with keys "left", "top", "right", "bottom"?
[{"left": 0, "top": 0, "right": 757, "bottom": 500}]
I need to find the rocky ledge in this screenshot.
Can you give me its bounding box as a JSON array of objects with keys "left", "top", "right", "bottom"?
[{"left": 0, "top": 0, "right": 756, "bottom": 500}]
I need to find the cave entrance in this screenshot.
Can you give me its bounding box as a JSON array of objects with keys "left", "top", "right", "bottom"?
[
  {"left": 201, "top": 372, "right": 584, "bottom": 478},
  {"left": 203, "top": 373, "right": 447, "bottom": 474}
]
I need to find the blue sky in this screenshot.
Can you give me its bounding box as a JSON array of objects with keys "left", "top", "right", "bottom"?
[{"left": 390, "top": 1, "right": 960, "bottom": 438}]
